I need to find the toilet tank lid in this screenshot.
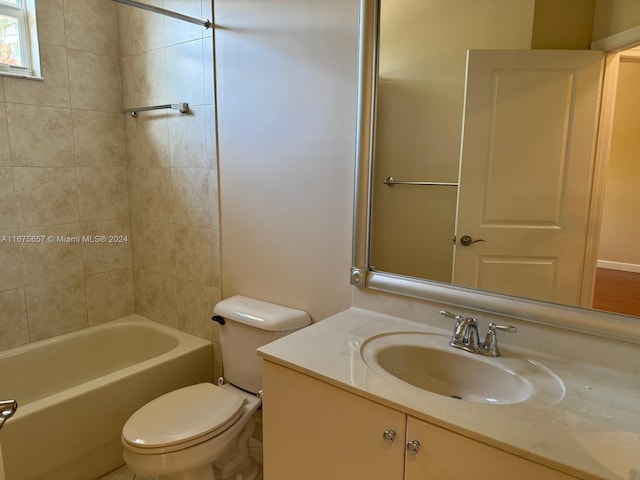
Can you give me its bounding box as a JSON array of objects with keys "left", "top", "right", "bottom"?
[{"left": 214, "top": 295, "right": 311, "bottom": 331}]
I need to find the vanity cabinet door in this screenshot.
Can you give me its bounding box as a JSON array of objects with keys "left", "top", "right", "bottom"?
[
  {"left": 405, "top": 416, "right": 581, "bottom": 480},
  {"left": 262, "top": 361, "right": 406, "bottom": 480}
]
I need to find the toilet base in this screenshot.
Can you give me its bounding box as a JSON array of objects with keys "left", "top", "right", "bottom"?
[
  {"left": 158, "top": 464, "right": 216, "bottom": 480},
  {"left": 214, "top": 457, "right": 260, "bottom": 480},
  {"left": 150, "top": 457, "right": 259, "bottom": 480},
  {"left": 213, "top": 415, "right": 260, "bottom": 480},
  {"left": 125, "top": 402, "right": 261, "bottom": 480}
]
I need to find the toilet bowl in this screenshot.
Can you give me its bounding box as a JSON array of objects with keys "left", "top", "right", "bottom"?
[
  {"left": 121, "top": 296, "right": 311, "bottom": 480},
  {"left": 122, "top": 383, "right": 261, "bottom": 480}
]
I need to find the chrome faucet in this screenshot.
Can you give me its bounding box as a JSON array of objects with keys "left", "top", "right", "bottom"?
[{"left": 439, "top": 311, "right": 516, "bottom": 357}]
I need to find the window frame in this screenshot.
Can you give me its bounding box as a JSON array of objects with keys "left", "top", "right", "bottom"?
[{"left": 0, "top": 0, "right": 41, "bottom": 79}]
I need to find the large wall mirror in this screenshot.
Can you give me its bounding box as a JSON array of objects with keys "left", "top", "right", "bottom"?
[{"left": 352, "top": 0, "right": 640, "bottom": 341}]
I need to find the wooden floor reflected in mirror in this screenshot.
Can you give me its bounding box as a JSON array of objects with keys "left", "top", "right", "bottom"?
[{"left": 592, "top": 268, "right": 640, "bottom": 317}]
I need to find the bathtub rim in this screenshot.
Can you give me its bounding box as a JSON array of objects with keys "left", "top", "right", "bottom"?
[{"left": 1, "top": 314, "right": 213, "bottom": 419}]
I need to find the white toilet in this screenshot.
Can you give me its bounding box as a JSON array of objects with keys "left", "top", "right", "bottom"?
[{"left": 121, "top": 296, "right": 311, "bottom": 480}]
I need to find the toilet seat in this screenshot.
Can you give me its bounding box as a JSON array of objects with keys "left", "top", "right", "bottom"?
[{"left": 122, "top": 383, "right": 245, "bottom": 454}]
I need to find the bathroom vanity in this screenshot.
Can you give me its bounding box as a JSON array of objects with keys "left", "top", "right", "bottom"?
[
  {"left": 255, "top": 2, "right": 640, "bottom": 477},
  {"left": 258, "top": 307, "right": 640, "bottom": 480}
]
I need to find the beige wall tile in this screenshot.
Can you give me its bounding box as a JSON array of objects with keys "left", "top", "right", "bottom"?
[
  {"left": 124, "top": 113, "right": 171, "bottom": 167},
  {"left": 3, "top": 44, "right": 70, "bottom": 108},
  {"left": 176, "top": 278, "right": 215, "bottom": 340},
  {"left": 209, "top": 169, "right": 220, "bottom": 229},
  {"left": 163, "top": 0, "right": 204, "bottom": 47},
  {"left": 0, "top": 288, "right": 29, "bottom": 350},
  {"left": 20, "top": 224, "right": 84, "bottom": 286},
  {"left": 64, "top": 0, "right": 119, "bottom": 56},
  {"left": 133, "top": 267, "right": 145, "bottom": 314},
  {"left": 204, "top": 105, "right": 217, "bottom": 168},
  {"left": 72, "top": 110, "right": 126, "bottom": 166},
  {"left": 68, "top": 49, "right": 122, "bottom": 112},
  {"left": 203, "top": 38, "right": 214, "bottom": 105},
  {"left": 0, "top": 105, "right": 9, "bottom": 166},
  {"left": 120, "top": 0, "right": 220, "bottom": 335},
  {"left": 117, "top": 0, "right": 164, "bottom": 57},
  {"left": 82, "top": 219, "right": 133, "bottom": 276},
  {"left": 210, "top": 227, "right": 221, "bottom": 288},
  {"left": 77, "top": 166, "right": 130, "bottom": 221},
  {"left": 165, "top": 40, "right": 205, "bottom": 106},
  {"left": 118, "top": 0, "right": 218, "bottom": 336},
  {"left": 13, "top": 167, "right": 79, "bottom": 227},
  {"left": 0, "top": 168, "right": 17, "bottom": 229},
  {"left": 128, "top": 167, "right": 173, "bottom": 221},
  {"left": 35, "top": 0, "right": 66, "bottom": 47},
  {"left": 26, "top": 276, "right": 88, "bottom": 341},
  {"left": 130, "top": 218, "right": 145, "bottom": 270},
  {"left": 86, "top": 268, "right": 135, "bottom": 326},
  {"left": 131, "top": 50, "right": 167, "bottom": 106},
  {"left": 4, "top": 0, "right": 223, "bottom": 344},
  {"left": 139, "top": 220, "right": 175, "bottom": 276},
  {"left": 0, "top": 0, "right": 146, "bottom": 353},
  {"left": 174, "top": 225, "right": 212, "bottom": 284},
  {"left": 6, "top": 104, "right": 74, "bottom": 166},
  {"left": 120, "top": 55, "right": 135, "bottom": 109},
  {"left": 134, "top": 269, "right": 177, "bottom": 328},
  {"left": 0, "top": 229, "right": 23, "bottom": 292},
  {"left": 171, "top": 168, "right": 212, "bottom": 228},
  {"left": 169, "top": 105, "right": 208, "bottom": 168}
]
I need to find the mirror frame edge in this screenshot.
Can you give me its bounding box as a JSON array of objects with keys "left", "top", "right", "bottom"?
[
  {"left": 351, "top": 0, "right": 640, "bottom": 344},
  {"left": 351, "top": 0, "right": 379, "bottom": 287}
]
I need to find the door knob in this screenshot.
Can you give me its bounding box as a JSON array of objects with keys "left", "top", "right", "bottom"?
[{"left": 459, "top": 235, "right": 486, "bottom": 246}]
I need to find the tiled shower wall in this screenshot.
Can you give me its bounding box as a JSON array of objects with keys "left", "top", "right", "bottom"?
[
  {"left": 1, "top": 0, "right": 221, "bottom": 374},
  {"left": 119, "top": 0, "right": 222, "bottom": 375},
  {"left": 0, "top": 0, "right": 132, "bottom": 349}
]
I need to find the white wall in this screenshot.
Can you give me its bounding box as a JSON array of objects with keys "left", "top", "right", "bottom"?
[
  {"left": 598, "top": 59, "right": 640, "bottom": 267},
  {"left": 593, "top": 0, "right": 640, "bottom": 41},
  {"left": 215, "top": 0, "right": 359, "bottom": 321}
]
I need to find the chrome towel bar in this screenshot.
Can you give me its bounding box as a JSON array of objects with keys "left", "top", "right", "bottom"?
[
  {"left": 112, "top": 0, "right": 212, "bottom": 29},
  {"left": 121, "top": 102, "right": 189, "bottom": 117},
  {"left": 383, "top": 176, "right": 458, "bottom": 187}
]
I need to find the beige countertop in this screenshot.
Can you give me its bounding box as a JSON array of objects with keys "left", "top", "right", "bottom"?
[{"left": 258, "top": 307, "right": 640, "bottom": 480}]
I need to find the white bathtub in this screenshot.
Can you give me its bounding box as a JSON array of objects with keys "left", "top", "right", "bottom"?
[{"left": 0, "top": 315, "right": 213, "bottom": 480}]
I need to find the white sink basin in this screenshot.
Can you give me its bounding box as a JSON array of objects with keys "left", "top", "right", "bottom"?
[{"left": 361, "top": 332, "right": 564, "bottom": 406}]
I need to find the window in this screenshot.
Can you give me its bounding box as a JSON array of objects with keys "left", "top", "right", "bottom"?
[{"left": 0, "top": 0, "right": 40, "bottom": 78}]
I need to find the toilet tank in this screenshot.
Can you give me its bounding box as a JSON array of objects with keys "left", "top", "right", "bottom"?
[{"left": 213, "top": 296, "right": 311, "bottom": 394}]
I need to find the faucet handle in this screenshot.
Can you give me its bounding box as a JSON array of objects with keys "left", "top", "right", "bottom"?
[
  {"left": 439, "top": 310, "right": 465, "bottom": 342},
  {"left": 483, "top": 322, "right": 516, "bottom": 357},
  {"left": 490, "top": 323, "right": 517, "bottom": 333},
  {"left": 439, "top": 310, "right": 463, "bottom": 321}
]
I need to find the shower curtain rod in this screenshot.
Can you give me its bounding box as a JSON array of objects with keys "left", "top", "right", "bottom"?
[{"left": 112, "top": 0, "right": 212, "bottom": 29}]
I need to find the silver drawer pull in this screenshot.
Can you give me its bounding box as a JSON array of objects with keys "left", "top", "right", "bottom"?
[
  {"left": 407, "top": 440, "right": 421, "bottom": 455},
  {"left": 382, "top": 429, "right": 396, "bottom": 443}
]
